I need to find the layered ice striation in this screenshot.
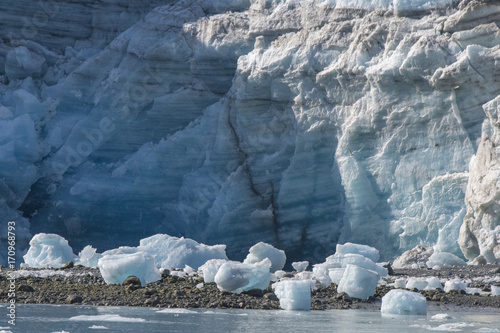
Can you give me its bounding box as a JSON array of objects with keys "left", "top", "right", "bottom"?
[{"left": 3, "top": 0, "right": 500, "bottom": 266}]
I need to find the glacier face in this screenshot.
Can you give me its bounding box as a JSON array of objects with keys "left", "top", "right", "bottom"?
[{"left": 2, "top": 0, "right": 500, "bottom": 265}]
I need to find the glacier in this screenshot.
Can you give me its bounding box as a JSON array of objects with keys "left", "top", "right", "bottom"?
[{"left": 2, "top": 0, "right": 500, "bottom": 266}]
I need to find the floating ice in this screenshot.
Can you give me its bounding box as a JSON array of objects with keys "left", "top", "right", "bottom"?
[
  {"left": 77, "top": 245, "right": 102, "bottom": 267},
  {"left": 337, "top": 264, "right": 379, "bottom": 300},
  {"left": 426, "top": 252, "right": 466, "bottom": 269},
  {"left": 273, "top": 279, "right": 315, "bottom": 311},
  {"left": 292, "top": 261, "right": 309, "bottom": 272},
  {"left": 243, "top": 242, "right": 286, "bottom": 273},
  {"left": 199, "top": 259, "right": 229, "bottom": 283},
  {"left": 335, "top": 243, "right": 380, "bottom": 263},
  {"left": 431, "top": 313, "right": 453, "bottom": 321},
  {"left": 443, "top": 278, "right": 467, "bottom": 293},
  {"left": 69, "top": 314, "right": 146, "bottom": 322},
  {"left": 138, "top": 234, "right": 228, "bottom": 270},
  {"left": 214, "top": 259, "right": 272, "bottom": 293},
  {"left": 89, "top": 326, "right": 109, "bottom": 330},
  {"left": 97, "top": 252, "right": 161, "bottom": 286},
  {"left": 23, "top": 233, "right": 75, "bottom": 268},
  {"left": 381, "top": 289, "right": 427, "bottom": 316}
]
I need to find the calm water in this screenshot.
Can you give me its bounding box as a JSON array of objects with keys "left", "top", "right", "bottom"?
[{"left": 1, "top": 304, "right": 499, "bottom": 333}]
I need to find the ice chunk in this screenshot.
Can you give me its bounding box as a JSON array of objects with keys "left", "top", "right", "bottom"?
[
  {"left": 312, "top": 262, "right": 339, "bottom": 287},
  {"left": 491, "top": 285, "right": 500, "bottom": 296},
  {"left": 394, "top": 278, "right": 407, "bottom": 289},
  {"left": 76, "top": 245, "right": 102, "bottom": 267},
  {"left": 23, "top": 233, "right": 75, "bottom": 268},
  {"left": 426, "top": 252, "right": 466, "bottom": 269},
  {"left": 335, "top": 243, "right": 380, "bottom": 263},
  {"left": 443, "top": 278, "right": 467, "bottom": 292},
  {"left": 97, "top": 252, "right": 161, "bottom": 286},
  {"left": 272, "top": 279, "right": 315, "bottom": 311},
  {"left": 328, "top": 267, "right": 346, "bottom": 285},
  {"left": 199, "top": 259, "right": 228, "bottom": 283},
  {"left": 425, "top": 277, "right": 444, "bottom": 290},
  {"left": 138, "top": 234, "right": 228, "bottom": 269},
  {"left": 292, "top": 261, "right": 309, "bottom": 272},
  {"left": 243, "top": 242, "right": 286, "bottom": 273},
  {"left": 335, "top": 253, "right": 388, "bottom": 276},
  {"left": 406, "top": 277, "right": 429, "bottom": 290},
  {"left": 381, "top": 289, "right": 427, "bottom": 316},
  {"left": 214, "top": 259, "right": 272, "bottom": 293},
  {"left": 5, "top": 46, "right": 47, "bottom": 80},
  {"left": 337, "top": 264, "right": 379, "bottom": 300}
]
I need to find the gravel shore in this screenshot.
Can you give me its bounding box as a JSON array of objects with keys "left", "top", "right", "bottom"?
[{"left": 1, "top": 264, "right": 499, "bottom": 311}]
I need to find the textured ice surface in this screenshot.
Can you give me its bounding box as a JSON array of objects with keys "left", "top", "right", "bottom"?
[
  {"left": 137, "top": 234, "right": 228, "bottom": 269},
  {"left": 335, "top": 243, "right": 380, "bottom": 263},
  {"left": 243, "top": 242, "right": 286, "bottom": 273},
  {"left": 199, "top": 259, "right": 229, "bottom": 283},
  {"left": 214, "top": 259, "right": 272, "bottom": 293},
  {"left": 291, "top": 261, "right": 309, "bottom": 272},
  {"left": 76, "top": 245, "right": 102, "bottom": 267},
  {"left": 492, "top": 286, "right": 500, "bottom": 296},
  {"left": 426, "top": 252, "right": 466, "bottom": 269},
  {"left": 3, "top": 0, "right": 500, "bottom": 265},
  {"left": 405, "top": 277, "right": 443, "bottom": 291},
  {"left": 337, "top": 264, "right": 379, "bottom": 300},
  {"left": 97, "top": 252, "right": 161, "bottom": 286},
  {"left": 381, "top": 289, "right": 427, "bottom": 316},
  {"left": 443, "top": 278, "right": 467, "bottom": 293},
  {"left": 273, "top": 279, "right": 315, "bottom": 311},
  {"left": 23, "top": 233, "right": 75, "bottom": 268}
]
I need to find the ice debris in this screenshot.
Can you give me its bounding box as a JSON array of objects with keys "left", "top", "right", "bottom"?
[
  {"left": 381, "top": 289, "right": 427, "bottom": 316},
  {"left": 214, "top": 259, "right": 272, "bottom": 294},
  {"left": 76, "top": 245, "right": 102, "bottom": 268},
  {"left": 337, "top": 264, "right": 380, "bottom": 300},
  {"left": 97, "top": 252, "right": 161, "bottom": 286},
  {"left": 138, "top": 234, "right": 228, "bottom": 270},
  {"left": 273, "top": 279, "right": 315, "bottom": 311},
  {"left": 23, "top": 233, "right": 75, "bottom": 268},
  {"left": 243, "top": 242, "right": 286, "bottom": 273},
  {"left": 291, "top": 261, "right": 309, "bottom": 272}
]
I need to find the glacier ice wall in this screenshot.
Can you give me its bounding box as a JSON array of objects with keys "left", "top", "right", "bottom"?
[{"left": 2, "top": 0, "right": 500, "bottom": 265}]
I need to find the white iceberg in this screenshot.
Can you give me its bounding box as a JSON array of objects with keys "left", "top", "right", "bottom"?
[
  {"left": 335, "top": 243, "right": 380, "bottom": 263},
  {"left": 243, "top": 242, "right": 286, "bottom": 273},
  {"left": 291, "top": 261, "right": 309, "bottom": 272},
  {"left": 337, "top": 264, "right": 379, "bottom": 300},
  {"left": 444, "top": 278, "right": 467, "bottom": 293},
  {"left": 97, "top": 252, "right": 161, "bottom": 286},
  {"left": 76, "top": 245, "right": 102, "bottom": 267},
  {"left": 214, "top": 259, "right": 272, "bottom": 293},
  {"left": 23, "top": 233, "right": 75, "bottom": 268},
  {"left": 381, "top": 289, "right": 427, "bottom": 316},
  {"left": 426, "top": 252, "right": 466, "bottom": 269},
  {"left": 273, "top": 279, "right": 315, "bottom": 311},
  {"left": 138, "top": 234, "right": 228, "bottom": 270},
  {"left": 199, "top": 259, "right": 229, "bottom": 283}
]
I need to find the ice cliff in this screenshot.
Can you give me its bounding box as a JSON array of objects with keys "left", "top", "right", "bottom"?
[{"left": 2, "top": 0, "right": 500, "bottom": 266}]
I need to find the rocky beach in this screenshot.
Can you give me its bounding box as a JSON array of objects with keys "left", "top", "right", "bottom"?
[{"left": 2, "top": 264, "right": 499, "bottom": 312}]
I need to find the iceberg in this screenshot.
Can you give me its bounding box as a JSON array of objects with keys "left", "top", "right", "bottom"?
[
  {"left": 23, "top": 233, "right": 75, "bottom": 268},
  {"left": 199, "top": 259, "right": 230, "bottom": 283},
  {"left": 337, "top": 264, "right": 379, "bottom": 300},
  {"left": 291, "top": 261, "right": 309, "bottom": 272},
  {"left": 137, "top": 234, "right": 228, "bottom": 270},
  {"left": 273, "top": 279, "right": 315, "bottom": 311},
  {"left": 76, "top": 245, "right": 102, "bottom": 267},
  {"left": 381, "top": 289, "right": 427, "bottom": 316},
  {"left": 243, "top": 242, "right": 286, "bottom": 273},
  {"left": 214, "top": 259, "right": 272, "bottom": 293},
  {"left": 97, "top": 252, "right": 161, "bottom": 286}
]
